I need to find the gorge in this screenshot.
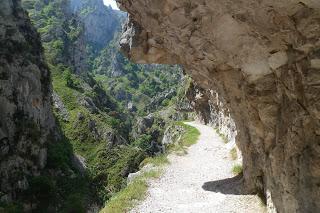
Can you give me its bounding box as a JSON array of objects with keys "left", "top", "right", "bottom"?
[
  {"left": 0, "top": 0, "right": 319, "bottom": 212},
  {"left": 117, "top": 0, "right": 320, "bottom": 212},
  {"left": 1, "top": 0, "right": 190, "bottom": 211}
]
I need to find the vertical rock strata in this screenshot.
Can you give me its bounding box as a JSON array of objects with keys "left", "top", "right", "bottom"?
[
  {"left": 0, "top": 0, "right": 54, "bottom": 201},
  {"left": 117, "top": 0, "right": 320, "bottom": 212}
]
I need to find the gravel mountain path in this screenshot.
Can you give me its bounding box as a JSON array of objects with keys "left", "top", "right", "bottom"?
[{"left": 130, "top": 121, "right": 266, "bottom": 213}]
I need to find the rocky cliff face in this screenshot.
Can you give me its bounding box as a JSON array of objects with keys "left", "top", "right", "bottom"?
[
  {"left": 71, "top": 0, "right": 124, "bottom": 53},
  {"left": 0, "top": 0, "right": 54, "bottom": 202},
  {"left": 117, "top": 0, "right": 320, "bottom": 212},
  {"left": 186, "top": 81, "right": 236, "bottom": 142}
]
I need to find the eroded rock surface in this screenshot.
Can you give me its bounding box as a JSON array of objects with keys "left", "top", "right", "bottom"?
[
  {"left": 186, "top": 81, "right": 236, "bottom": 142},
  {"left": 117, "top": 0, "right": 320, "bottom": 212},
  {"left": 0, "top": 0, "right": 55, "bottom": 201}
]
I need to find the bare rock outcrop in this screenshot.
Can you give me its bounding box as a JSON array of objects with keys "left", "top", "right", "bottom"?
[
  {"left": 70, "top": 0, "right": 123, "bottom": 52},
  {"left": 186, "top": 81, "right": 236, "bottom": 142},
  {"left": 117, "top": 0, "right": 320, "bottom": 212},
  {"left": 0, "top": 0, "right": 55, "bottom": 202}
]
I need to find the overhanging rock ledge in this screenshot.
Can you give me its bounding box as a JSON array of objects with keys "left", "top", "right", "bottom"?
[{"left": 116, "top": 0, "right": 320, "bottom": 212}]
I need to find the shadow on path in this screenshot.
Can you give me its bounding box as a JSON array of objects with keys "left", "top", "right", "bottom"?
[{"left": 202, "top": 174, "right": 251, "bottom": 195}]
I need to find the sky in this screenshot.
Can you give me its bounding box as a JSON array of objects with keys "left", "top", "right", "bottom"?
[{"left": 103, "top": 0, "right": 119, "bottom": 10}]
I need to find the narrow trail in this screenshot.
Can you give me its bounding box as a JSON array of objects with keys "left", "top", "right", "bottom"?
[{"left": 130, "top": 122, "right": 266, "bottom": 213}]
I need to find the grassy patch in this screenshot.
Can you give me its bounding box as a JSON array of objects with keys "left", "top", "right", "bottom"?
[
  {"left": 51, "top": 65, "right": 79, "bottom": 110},
  {"left": 230, "top": 148, "right": 237, "bottom": 161},
  {"left": 232, "top": 164, "right": 243, "bottom": 175},
  {"left": 179, "top": 122, "right": 200, "bottom": 147},
  {"left": 101, "top": 170, "right": 161, "bottom": 213},
  {"left": 140, "top": 155, "right": 170, "bottom": 168},
  {"left": 169, "top": 122, "right": 200, "bottom": 154}
]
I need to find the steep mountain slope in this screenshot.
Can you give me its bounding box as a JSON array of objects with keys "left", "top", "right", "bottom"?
[
  {"left": 0, "top": 0, "right": 189, "bottom": 211},
  {"left": 70, "top": 0, "right": 124, "bottom": 54},
  {"left": 0, "top": 0, "right": 55, "bottom": 208}
]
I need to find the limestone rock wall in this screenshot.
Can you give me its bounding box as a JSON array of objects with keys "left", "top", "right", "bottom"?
[
  {"left": 70, "top": 0, "right": 123, "bottom": 52},
  {"left": 117, "top": 0, "right": 320, "bottom": 212},
  {"left": 0, "top": 0, "right": 54, "bottom": 202},
  {"left": 186, "top": 81, "right": 236, "bottom": 142}
]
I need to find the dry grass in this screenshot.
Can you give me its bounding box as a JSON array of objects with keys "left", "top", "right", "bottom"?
[{"left": 230, "top": 148, "right": 237, "bottom": 160}]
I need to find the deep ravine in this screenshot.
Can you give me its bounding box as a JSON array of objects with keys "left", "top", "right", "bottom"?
[
  {"left": 130, "top": 122, "right": 266, "bottom": 213},
  {"left": 1, "top": 0, "right": 190, "bottom": 211},
  {"left": 2, "top": 0, "right": 319, "bottom": 212}
]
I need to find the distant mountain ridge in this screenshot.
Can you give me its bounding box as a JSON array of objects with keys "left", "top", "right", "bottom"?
[{"left": 70, "top": 0, "right": 125, "bottom": 54}]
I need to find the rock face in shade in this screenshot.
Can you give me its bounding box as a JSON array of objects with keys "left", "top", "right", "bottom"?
[
  {"left": 186, "top": 81, "right": 236, "bottom": 142},
  {"left": 117, "top": 0, "right": 320, "bottom": 212},
  {"left": 0, "top": 0, "right": 55, "bottom": 202},
  {"left": 70, "top": 0, "right": 124, "bottom": 52}
]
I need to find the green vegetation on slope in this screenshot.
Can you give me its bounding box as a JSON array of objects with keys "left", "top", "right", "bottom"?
[
  {"left": 49, "top": 60, "right": 147, "bottom": 205},
  {"left": 18, "top": 0, "right": 189, "bottom": 212},
  {"left": 102, "top": 122, "right": 200, "bottom": 213},
  {"left": 102, "top": 170, "right": 161, "bottom": 213},
  {"left": 94, "top": 61, "right": 183, "bottom": 116}
]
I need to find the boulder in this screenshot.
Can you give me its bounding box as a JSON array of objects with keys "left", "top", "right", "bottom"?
[
  {"left": 161, "top": 124, "right": 185, "bottom": 152},
  {"left": 52, "top": 92, "right": 69, "bottom": 121},
  {"left": 72, "top": 154, "right": 87, "bottom": 175}
]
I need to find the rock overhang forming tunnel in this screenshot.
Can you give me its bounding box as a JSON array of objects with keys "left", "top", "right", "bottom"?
[{"left": 116, "top": 0, "right": 320, "bottom": 212}]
